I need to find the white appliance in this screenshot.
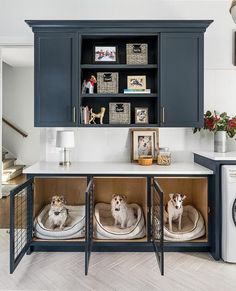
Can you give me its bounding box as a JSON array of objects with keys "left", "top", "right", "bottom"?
[{"left": 222, "top": 165, "right": 236, "bottom": 262}]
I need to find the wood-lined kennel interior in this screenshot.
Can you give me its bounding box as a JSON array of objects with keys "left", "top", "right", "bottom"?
[
  {"left": 93, "top": 177, "right": 148, "bottom": 241},
  {"left": 155, "top": 177, "right": 208, "bottom": 242}
]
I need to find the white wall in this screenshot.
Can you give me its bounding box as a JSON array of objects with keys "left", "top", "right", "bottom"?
[
  {"left": 2, "top": 63, "right": 40, "bottom": 165},
  {"left": 1, "top": 0, "right": 236, "bottom": 164}
]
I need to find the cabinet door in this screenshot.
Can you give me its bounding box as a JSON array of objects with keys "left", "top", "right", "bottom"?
[
  {"left": 85, "top": 177, "right": 94, "bottom": 275},
  {"left": 160, "top": 33, "right": 203, "bottom": 127},
  {"left": 10, "top": 178, "right": 34, "bottom": 273},
  {"left": 35, "top": 32, "right": 77, "bottom": 127},
  {"left": 152, "top": 179, "right": 164, "bottom": 275}
]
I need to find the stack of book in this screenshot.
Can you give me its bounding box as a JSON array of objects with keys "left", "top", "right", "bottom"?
[
  {"left": 123, "top": 89, "right": 151, "bottom": 94},
  {"left": 80, "top": 106, "right": 90, "bottom": 124}
]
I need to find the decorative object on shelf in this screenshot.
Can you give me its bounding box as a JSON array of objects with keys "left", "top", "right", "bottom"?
[
  {"left": 89, "top": 107, "right": 106, "bottom": 124},
  {"left": 123, "top": 88, "right": 151, "bottom": 94},
  {"left": 94, "top": 46, "right": 118, "bottom": 63},
  {"left": 109, "top": 103, "right": 130, "bottom": 124},
  {"left": 97, "top": 72, "right": 119, "bottom": 94},
  {"left": 81, "top": 75, "right": 97, "bottom": 94},
  {"left": 138, "top": 156, "right": 153, "bottom": 166},
  {"left": 56, "top": 130, "right": 75, "bottom": 166},
  {"left": 193, "top": 110, "right": 236, "bottom": 153},
  {"left": 131, "top": 128, "right": 159, "bottom": 162},
  {"left": 135, "top": 107, "right": 149, "bottom": 124},
  {"left": 127, "top": 75, "right": 146, "bottom": 90},
  {"left": 80, "top": 106, "right": 90, "bottom": 124},
  {"left": 230, "top": 1, "right": 236, "bottom": 23},
  {"left": 126, "top": 43, "right": 148, "bottom": 64},
  {"left": 157, "top": 147, "right": 171, "bottom": 166}
]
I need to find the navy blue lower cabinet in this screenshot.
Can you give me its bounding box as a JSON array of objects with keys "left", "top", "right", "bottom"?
[
  {"left": 160, "top": 33, "right": 204, "bottom": 127},
  {"left": 34, "top": 32, "right": 78, "bottom": 127},
  {"left": 10, "top": 174, "right": 216, "bottom": 275}
]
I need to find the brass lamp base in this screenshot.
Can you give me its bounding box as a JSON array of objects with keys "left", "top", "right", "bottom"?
[{"left": 59, "top": 161, "right": 71, "bottom": 166}]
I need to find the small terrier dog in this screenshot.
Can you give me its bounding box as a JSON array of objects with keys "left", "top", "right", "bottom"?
[
  {"left": 48, "top": 195, "right": 69, "bottom": 230},
  {"left": 111, "top": 194, "right": 136, "bottom": 229},
  {"left": 165, "top": 193, "right": 186, "bottom": 232}
]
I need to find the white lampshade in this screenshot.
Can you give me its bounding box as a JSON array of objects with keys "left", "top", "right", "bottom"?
[
  {"left": 230, "top": 1, "right": 236, "bottom": 23},
  {"left": 56, "top": 131, "right": 75, "bottom": 148}
]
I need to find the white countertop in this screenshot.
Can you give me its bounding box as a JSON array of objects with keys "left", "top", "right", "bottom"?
[
  {"left": 23, "top": 161, "right": 213, "bottom": 175},
  {"left": 194, "top": 151, "right": 236, "bottom": 161}
]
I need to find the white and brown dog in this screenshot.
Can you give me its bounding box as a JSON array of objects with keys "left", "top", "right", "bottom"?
[
  {"left": 111, "top": 194, "right": 136, "bottom": 229},
  {"left": 165, "top": 193, "right": 186, "bottom": 232},
  {"left": 48, "top": 195, "right": 69, "bottom": 230},
  {"left": 138, "top": 136, "right": 152, "bottom": 156}
]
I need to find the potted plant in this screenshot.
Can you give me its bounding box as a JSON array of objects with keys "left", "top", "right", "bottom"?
[{"left": 193, "top": 110, "right": 236, "bottom": 152}]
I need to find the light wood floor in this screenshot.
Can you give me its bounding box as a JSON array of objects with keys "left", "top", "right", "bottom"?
[{"left": 1, "top": 230, "right": 236, "bottom": 291}]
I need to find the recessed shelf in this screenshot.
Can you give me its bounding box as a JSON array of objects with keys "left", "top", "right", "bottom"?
[
  {"left": 81, "top": 93, "right": 157, "bottom": 98},
  {"left": 80, "top": 64, "right": 158, "bottom": 70}
]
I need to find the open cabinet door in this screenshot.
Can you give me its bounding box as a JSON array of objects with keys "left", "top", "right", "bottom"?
[
  {"left": 152, "top": 179, "right": 164, "bottom": 275},
  {"left": 10, "top": 178, "right": 34, "bottom": 273},
  {"left": 85, "top": 177, "right": 94, "bottom": 275}
]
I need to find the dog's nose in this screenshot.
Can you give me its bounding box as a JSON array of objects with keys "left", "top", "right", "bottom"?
[
  {"left": 144, "top": 143, "right": 146, "bottom": 146},
  {"left": 54, "top": 211, "right": 60, "bottom": 216},
  {"left": 175, "top": 206, "right": 178, "bottom": 209},
  {"left": 116, "top": 201, "right": 119, "bottom": 204}
]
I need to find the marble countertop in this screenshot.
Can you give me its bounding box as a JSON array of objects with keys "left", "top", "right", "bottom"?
[
  {"left": 23, "top": 161, "right": 213, "bottom": 175},
  {"left": 194, "top": 151, "right": 236, "bottom": 161}
]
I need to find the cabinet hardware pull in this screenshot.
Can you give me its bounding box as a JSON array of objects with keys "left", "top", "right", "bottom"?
[
  {"left": 72, "top": 106, "right": 76, "bottom": 123},
  {"left": 162, "top": 107, "right": 165, "bottom": 123}
]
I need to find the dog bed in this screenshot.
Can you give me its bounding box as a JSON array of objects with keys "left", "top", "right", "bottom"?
[
  {"left": 155, "top": 205, "right": 205, "bottom": 241},
  {"left": 34, "top": 204, "right": 85, "bottom": 240},
  {"left": 94, "top": 202, "right": 146, "bottom": 240}
]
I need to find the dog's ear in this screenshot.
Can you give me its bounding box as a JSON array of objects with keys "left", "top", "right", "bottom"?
[
  {"left": 60, "top": 195, "right": 65, "bottom": 203},
  {"left": 169, "top": 193, "right": 174, "bottom": 200},
  {"left": 122, "top": 195, "right": 127, "bottom": 202},
  {"left": 181, "top": 194, "right": 186, "bottom": 200}
]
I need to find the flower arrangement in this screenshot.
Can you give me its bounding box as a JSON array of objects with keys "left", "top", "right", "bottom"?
[{"left": 193, "top": 110, "right": 236, "bottom": 138}]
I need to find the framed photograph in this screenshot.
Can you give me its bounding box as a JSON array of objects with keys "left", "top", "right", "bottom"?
[
  {"left": 131, "top": 128, "right": 159, "bottom": 162},
  {"left": 135, "top": 107, "right": 149, "bottom": 124},
  {"left": 127, "top": 75, "right": 146, "bottom": 90},
  {"left": 94, "top": 46, "right": 117, "bottom": 63}
]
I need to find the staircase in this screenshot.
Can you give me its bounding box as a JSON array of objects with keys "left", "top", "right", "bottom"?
[{"left": 2, "top": 149, "right": 25, "bottom": 182}]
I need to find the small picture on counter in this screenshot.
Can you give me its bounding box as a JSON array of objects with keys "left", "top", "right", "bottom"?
[
  {"left": 135, "top": 107, "right": 149, "bottom": 124},
  {"left": 131, "top": 129, "right": 159, "bottom": 161},
  {"left": 127, "top": 75, "right": 146, "bottom": 90},
  {"left": 94, "top": 46, "right": 117, "bottom": 63}
]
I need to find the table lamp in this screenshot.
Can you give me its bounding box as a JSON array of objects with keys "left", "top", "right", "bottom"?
[{"left": 56, "top": 130, "right": 75, "bottom": 166}]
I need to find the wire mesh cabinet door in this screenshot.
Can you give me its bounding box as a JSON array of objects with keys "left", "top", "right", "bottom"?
[
  {"left": 10, "top": 178, "right": 34, "bottom": 273},
  {"left": 151, "top": 179, "right": 164, "bottom": 275},
  {"left": 85, "top": 177, "right": 94, "bottom": 275}
]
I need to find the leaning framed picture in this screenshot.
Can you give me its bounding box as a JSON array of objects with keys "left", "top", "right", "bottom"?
[
  {"left": 127, "top": 75, "right": 146, "bottom": 90},
  {"left": 131, "top": 128, "right": 159, "bottom": 162},
  {"left": 94, "top": 46, "right": 118, "bottom": 63},
  {"left": 135, "top": 107, "right": 149, "bottom": 124}
]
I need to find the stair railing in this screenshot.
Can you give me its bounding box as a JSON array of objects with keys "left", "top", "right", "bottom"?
[{"left": 2, "top": 118, "right": 28, "bottom": 138}]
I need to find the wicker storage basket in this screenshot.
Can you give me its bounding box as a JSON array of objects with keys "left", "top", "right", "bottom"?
[
  {"left": 109, "top": 103, "right": 130, "bottom": 124},
  {"left": 97, "top": 72, "right": 119, "bottom": 94},
  {"left": 126, "top": 43, "right": 148, "bottom": 65}
]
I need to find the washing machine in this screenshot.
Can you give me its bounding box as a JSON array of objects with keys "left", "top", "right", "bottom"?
[{"left": 222, "top": 165, "right": 236, "bottom": 262}]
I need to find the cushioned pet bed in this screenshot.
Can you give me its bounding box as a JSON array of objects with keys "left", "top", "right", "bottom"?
[
  {"left": 162, "top": 205, "right": 205, "bottom": 241},
  {"left": 94, "top": 203, "right": 146, "bottom": 240},
  {"left": 34, "top": 205, "right": 85, "bottom": 240}
]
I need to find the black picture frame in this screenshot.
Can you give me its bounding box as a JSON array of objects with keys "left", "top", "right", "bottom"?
[{"left": 94, "top": 45, "right": 118, "bottom": 63}]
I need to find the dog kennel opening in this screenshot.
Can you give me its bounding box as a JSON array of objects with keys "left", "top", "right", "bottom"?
[
  {"left": 154, "top": 177, "right": 208, "bottom": 243},
  {"left": 93, "top": 177, "right": 148, "bottom": 242},
  {"left": 33, "top": 177, "right": 87, "bottom": 241}
]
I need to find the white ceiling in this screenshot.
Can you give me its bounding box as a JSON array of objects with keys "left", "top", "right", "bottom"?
[{"left": 2, "top": 46, "right": 33, "bottom": 67}]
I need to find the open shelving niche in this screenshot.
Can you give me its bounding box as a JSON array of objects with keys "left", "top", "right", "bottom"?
[{"left": 79, "top": 34, "right": 159, "bottom": 127}]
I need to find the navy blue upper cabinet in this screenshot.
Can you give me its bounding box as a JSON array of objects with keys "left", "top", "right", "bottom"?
[
  {"left": 160, "top": 33, "right": 204, "bottom": 127},
  {"left": 26, "top": 20, "right": 212, "bottom": 128},
  {"left": 34, "top": 32, "right": 78, "bottom": 127}
]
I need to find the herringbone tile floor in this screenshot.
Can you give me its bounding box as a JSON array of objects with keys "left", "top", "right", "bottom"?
[{"left": 1, "top": 230, "right": 236, "bottom": 291}]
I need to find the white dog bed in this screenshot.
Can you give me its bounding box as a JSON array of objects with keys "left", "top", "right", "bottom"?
[
  {"left": 34, "top": 204, "right": 85, "bottom": 240},
  {"left": 94, "top": 202, "right": 146, "bottom": 240},
  {"left": 155, "top": 205, "right": 205, "bottom": 242}
]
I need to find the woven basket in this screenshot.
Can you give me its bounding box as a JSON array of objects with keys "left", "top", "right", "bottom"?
[
  {"left": 97, "top": 72, "right": 119, "bottom": 94},
  {"left": 126, "top": 44, "right": 148, "bottom": 65},
  {"left": 109, "top": 103, "right": 130, "bottom": 124},
  {"left": 138, "top": 156, "right": 153, "bottom": 166}
]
